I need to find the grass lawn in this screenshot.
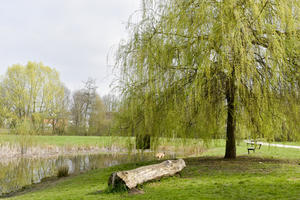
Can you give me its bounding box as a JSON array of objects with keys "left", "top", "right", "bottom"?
[
  {"left": 0, "top": 135, "right": 221, "bottom": 155},
  {"left": 4, "top": 137, "right": 300, "bottom": 200},
  {"left": 1, "top": 135, "right": 299, "bottom": 199},
  {"left": 0, "top": 135, "right": 131, "bottom": 148},
  {"left": 202, "top": 142, "right": 300, "bottom": 160},
  {"left": 7, "top": 156, "right": 300, "bottom": 200},
  {"left": 1, "top": 134, "right": 299, "bottom": 150}
]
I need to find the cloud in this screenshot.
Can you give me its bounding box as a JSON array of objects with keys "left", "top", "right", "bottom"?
[{"left": 0, "top": 0, "right": 141, "bottom": 95}]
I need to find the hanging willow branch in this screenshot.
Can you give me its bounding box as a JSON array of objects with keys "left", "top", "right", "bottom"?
[{"left": 114, "top": 0, "right": 300, "bottom": 158}]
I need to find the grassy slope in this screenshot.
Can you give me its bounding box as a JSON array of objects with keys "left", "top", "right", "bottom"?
[
  {"left": 8, "top": 157, "right": 300, "bottom": 200},
  {"left": 7, "top": 142, "right": 300, "bottom": 200}
]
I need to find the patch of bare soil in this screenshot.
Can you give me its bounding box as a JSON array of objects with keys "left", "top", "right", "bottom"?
[
  {"left": 185, "top": 156, "right": 299, "bottom": 165},
  {"left": 182, "top": 156, "right": 299, "bottom": 176},
  {"left": 287, "top": 177, "right": 300, "bottom": 182},
  {"left": 128, "top": 188, "right": 145, "bottom": 195}
]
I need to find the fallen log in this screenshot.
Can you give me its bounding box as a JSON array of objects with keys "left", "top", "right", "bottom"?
[{"left": 108, "top": 159, "right": 186, "bottom": 190}]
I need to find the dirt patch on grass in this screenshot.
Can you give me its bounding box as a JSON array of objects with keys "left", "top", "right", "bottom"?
[
  {"left": 181, "top": 156, "right": 299, "bottom": 177},
  {"left": 185, "top": 156, "right": 298, "bottom": 165},
  {"left": 288, "top": 177, "right": 300, "bottom": 182}
]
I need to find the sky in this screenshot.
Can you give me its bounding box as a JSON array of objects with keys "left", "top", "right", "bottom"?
[{"left": 0, "top": 0, "right": 141, "bottom": 95}]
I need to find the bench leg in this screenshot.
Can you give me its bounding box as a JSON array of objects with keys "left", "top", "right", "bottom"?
[{"left": 248, "top": 149, "right": 255, "bottom": 154}]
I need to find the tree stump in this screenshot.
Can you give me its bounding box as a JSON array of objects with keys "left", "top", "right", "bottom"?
[{"left": 108, "top": 159, "right": 186, "bottom": 190}]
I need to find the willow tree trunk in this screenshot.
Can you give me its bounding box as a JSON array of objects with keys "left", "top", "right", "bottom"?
[{"left": 224, "top": 69, "right": 237, "bottom": 159}]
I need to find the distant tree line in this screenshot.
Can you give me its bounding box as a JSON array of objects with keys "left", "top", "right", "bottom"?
[{"left": 0, "top": 62, "right": 118, "bottom": 136}]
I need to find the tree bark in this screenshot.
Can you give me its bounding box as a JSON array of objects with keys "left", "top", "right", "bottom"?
[
  {"left": 108, "top": 159, "right": 186, "bottom": 190},
  {"left": 224, "top": 69, "right": 237, "bottom": 159}
]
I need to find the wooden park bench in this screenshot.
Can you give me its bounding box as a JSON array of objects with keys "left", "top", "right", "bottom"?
[
  {"left": 248, "top": 146, "right": 255, "bottom": 154},
  {"left": 247, "top": 139, "right": 262, "bottom": 154}
]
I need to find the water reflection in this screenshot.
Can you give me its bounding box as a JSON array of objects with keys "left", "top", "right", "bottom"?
[{"left": 0, "top": 152, "right": 159, "bottom": 196}]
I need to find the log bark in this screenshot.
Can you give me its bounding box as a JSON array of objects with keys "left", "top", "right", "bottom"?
[{"left": 108, "top": 159, "right": 186, "bottom": 190}]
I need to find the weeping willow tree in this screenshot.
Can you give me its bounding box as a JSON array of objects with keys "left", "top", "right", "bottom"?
[{"left": 115, "top": 0, "right": 300, "bottom": 158}]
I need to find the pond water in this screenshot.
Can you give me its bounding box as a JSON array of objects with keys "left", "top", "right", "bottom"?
[{"left": 0, "top": 152, "right": 168, "bottom": 196}]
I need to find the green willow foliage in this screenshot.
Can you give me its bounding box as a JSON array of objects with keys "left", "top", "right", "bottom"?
[{"left": 116, "top": 0, "right": 300, "bottom": 156}]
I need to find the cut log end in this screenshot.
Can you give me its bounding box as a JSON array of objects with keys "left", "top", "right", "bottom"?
[{"left": 108, "top": 159, "right": 186, "bottom": 190}]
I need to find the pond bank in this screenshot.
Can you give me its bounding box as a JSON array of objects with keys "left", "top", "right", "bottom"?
[
  {"left": 0, "top": 152, "right": 159, "bottom": 196},
  {"left": 0, "top": 175, "right": 68, "bottom": 198},
  {"left": 5, "top": 156, "right": 300, "bottom": 200}
]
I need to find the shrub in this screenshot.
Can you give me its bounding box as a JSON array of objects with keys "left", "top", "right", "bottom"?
[{"left": 57, "top": 165, "right": 69, "bottom": 177}]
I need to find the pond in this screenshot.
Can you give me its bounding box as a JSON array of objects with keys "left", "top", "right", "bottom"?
[{"left": 0, "top": 152, "right": 171, "bottom": 196}]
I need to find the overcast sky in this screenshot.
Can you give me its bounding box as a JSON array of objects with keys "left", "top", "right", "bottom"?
[{"left": 0, "top": 0, "right": 141, "bottom": 95}]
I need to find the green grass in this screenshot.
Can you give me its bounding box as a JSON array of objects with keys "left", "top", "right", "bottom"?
[
  {"left": 0, "top": 135, "right": 223, "bottom": 155},
  {"left": 0, "top": 134, "right": 212, "bottom": 146},
  {"left": 8, "top": 156, "right": 300, "bottom": 200},
  {"left": 0, "top": 129, "right": 9, "bottom": 134},
  {"left": 1, "top": 134, "right": 299, "bottom": 200},
  {"left": 2, "top": 136, "right": 299, "bottom": 200},
  {"left": 201, "top": 142, "right": 300, "bottom": 160},
  {"left": 1, "top": 134, "right": 299, "bottom": 149},
  {"left": 1, "top": 134, "right": 299, "bottom": 160},
  {"left": 0, "top": 135, "right": 131, "bottom": 148}
]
